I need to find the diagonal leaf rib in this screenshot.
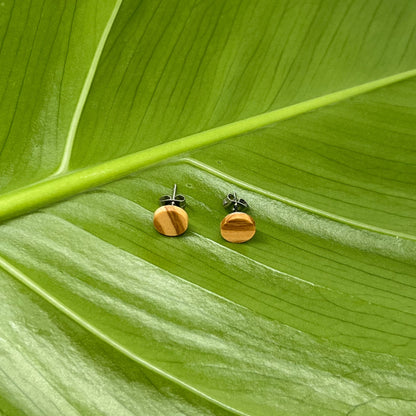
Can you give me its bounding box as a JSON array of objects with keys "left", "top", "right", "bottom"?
[
  {"left": 181, "top": 158, "right": 416, "bottom": 241},
  {"left": 0, "top": 68, "right": 415, "bottom": 223},
  {"left": 0, "top": 254, "right": 249, "bottom": 416},
  {"left": 54, "top": 0, "right": 124, "bottom": 175}
]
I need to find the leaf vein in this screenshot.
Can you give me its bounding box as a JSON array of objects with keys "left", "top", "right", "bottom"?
[{"left": 54, "top": 0, "right": 124, "bottom": 174}]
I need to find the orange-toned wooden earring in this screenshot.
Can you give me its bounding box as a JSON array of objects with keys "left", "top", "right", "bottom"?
[
  {"left": 153, "top": 185, "right": 188, "bottom": 236},
  {"left": 220, "top": 193, "right": 256, "bottom": 243}
]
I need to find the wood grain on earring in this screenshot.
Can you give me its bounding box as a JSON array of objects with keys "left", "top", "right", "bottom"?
[
  {"left": 153, "top": 205, "right": 188, "bottom": 236},
  {"left": 220, "top": 212, "right": 256, "bottom": 243}
]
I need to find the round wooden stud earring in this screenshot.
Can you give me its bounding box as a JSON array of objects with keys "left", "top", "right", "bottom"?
[
  {"left": 220, "top": 193, "right": 256, "bottom": 243},
  {"left": 153, "top": 184, "right": 188, "bottom": 236}
]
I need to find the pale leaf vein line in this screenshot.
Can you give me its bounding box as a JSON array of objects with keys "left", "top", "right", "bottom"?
[
  {"left": 0, "top": 255, "right": 248, "bottom": 416},
  {"left": 181, "top": 158, "right": 416, "bottom": 241},
  {"left": 54, "top": 0, "right": 123, "bottom": 175}
]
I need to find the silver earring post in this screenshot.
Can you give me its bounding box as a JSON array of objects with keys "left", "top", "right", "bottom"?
[{"left": 159, "top": 184, "right": 186, "bottom": 208}]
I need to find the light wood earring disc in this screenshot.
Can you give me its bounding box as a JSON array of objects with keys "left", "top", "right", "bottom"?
[
  {"left": 220, "top": 212, "right": 256, "bottom": 243},
  {"left": 153, "top": 205, "right": 188, "bottom": 236}
]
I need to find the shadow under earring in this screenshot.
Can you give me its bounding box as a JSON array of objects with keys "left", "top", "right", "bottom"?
[
  {"left": 220, "top": 193, "right": 256, "bottom": 243},
  {"left": 153, "top": 184, "right": 188, "bottom": 236}
]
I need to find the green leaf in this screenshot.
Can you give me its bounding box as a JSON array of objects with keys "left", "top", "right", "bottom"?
[{"left": 1, "top": 1, "right": 415, "bottom": 415}]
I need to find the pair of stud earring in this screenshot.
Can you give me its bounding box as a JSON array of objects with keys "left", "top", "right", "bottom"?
[{"left": 153, "top": 185, "right": 256, "bottom": 243}]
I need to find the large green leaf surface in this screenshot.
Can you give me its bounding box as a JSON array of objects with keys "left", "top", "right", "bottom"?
[{"left": 1, "top": 0, "right": 416, "bottom": 415}]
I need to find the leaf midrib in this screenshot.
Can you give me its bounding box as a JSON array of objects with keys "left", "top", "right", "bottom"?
[{"left": 0, "top": 68, "right": 415, "bottom": 236}]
